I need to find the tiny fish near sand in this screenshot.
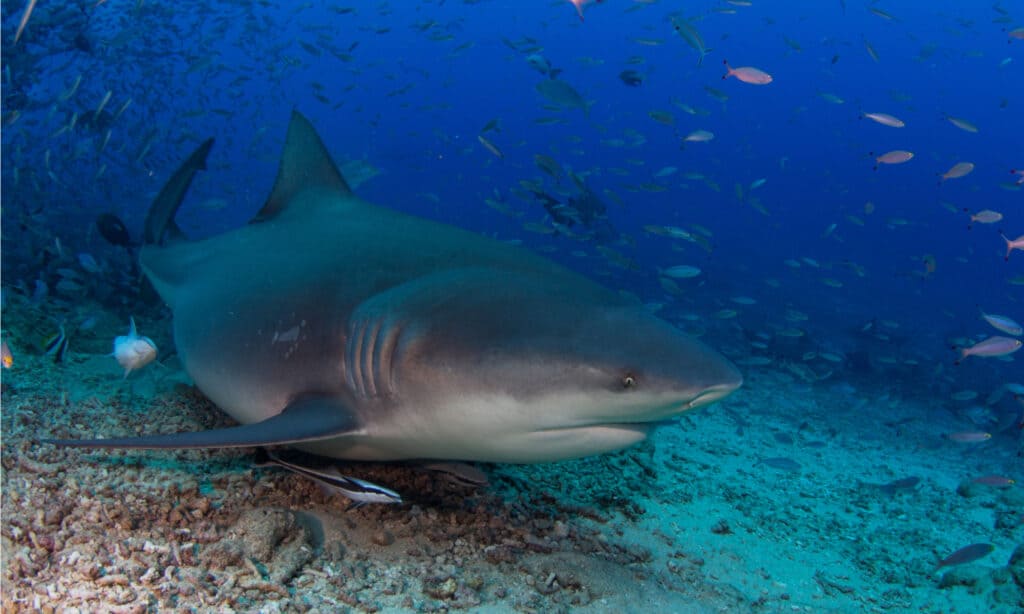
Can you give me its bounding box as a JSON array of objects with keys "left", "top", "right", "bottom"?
[
  {"left": 255, "top": 448, "right": 402, "bottom": 505},
  {"left": 945, "top": 431, "right": 991, "bottom": 443},
  {"left": 863, "top": 476, "right": 921, "bottom": 495},
  {"left": 935, "top": 543, "right": 994, "bottom": 570},
  {"left": 758, "top": 457, "right": 801, "bottom": 473},
  {"left": 111, "top": 317, "right": 158, "bottom": 378},
  {"left": 43, "top": 325, "right": 69, "bottom": 364},
  {"left": 971, "top": 475, "right": 1015, "bottom": 488}
]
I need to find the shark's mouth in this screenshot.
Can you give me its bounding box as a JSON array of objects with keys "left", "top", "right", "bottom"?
[
  {"left": 573, "top": 385, "right": 738, "bottom": 427},
  {"left": 541, "top": 422, "right": 658, "bottom": 436},
  {"left": 683, "top": 382, "right": 740, "bottom": 409}
]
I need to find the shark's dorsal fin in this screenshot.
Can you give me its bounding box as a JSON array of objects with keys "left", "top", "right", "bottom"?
[
  {"left": 253, "top": 110, "right": 352, "bottom": 222},
  {"left": 144, "top": 138, "right": 214, "bottom": 245}
]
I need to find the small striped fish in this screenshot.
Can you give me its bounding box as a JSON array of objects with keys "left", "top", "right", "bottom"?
[{"left": 255, "top": 449, "right": 401, "bottom": 506}]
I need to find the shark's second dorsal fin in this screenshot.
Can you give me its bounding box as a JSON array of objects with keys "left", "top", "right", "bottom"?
[{"left": 253, "top": 110, "right": 352, "bottom": 222}]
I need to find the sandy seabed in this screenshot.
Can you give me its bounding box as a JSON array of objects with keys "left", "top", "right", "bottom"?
[{"left": 2, "top": 349, "right": 1022, "bottom": 613}]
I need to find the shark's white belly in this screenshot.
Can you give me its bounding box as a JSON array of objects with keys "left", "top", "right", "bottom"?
[{"left": 296, "top": 394, "right": 653, "bottom": 463}]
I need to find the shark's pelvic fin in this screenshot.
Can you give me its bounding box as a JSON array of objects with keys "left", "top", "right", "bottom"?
[
  {"left": 143, "top": 138, "right": 214, "bottom": 246},
  {"left": 45, "top": 396, "right": 359, "bottom": 450},
  {"left": 252, "top": 110, "right": 352, "bottom": 223}
]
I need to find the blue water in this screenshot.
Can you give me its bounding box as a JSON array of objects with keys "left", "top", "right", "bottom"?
[{"left": 2, "top": 2, "right": 1021, "bottom": 404}]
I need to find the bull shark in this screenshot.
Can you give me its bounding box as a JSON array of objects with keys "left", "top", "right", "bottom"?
[{"left": 49, "top": 111, "right": 741, "bottom": 466}]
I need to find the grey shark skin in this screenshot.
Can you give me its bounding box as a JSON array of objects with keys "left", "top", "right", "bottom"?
[{"left": 50, "top": 111, "right": 741, "bottom": 464}]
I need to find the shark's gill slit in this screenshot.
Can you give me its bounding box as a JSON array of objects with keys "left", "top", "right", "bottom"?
[
  {"left": 373, "top": 319, "right": 396, "bottom": 399},
  {"left": 343, "top": 324, "right": 357, "bottom": 393},
  {"left": 387, "top": 323, "right": 405, "bottom": 398},
  {"left": 363, "top": 319, "right": 381, "bottom": 398},
  {"left": 351, "top": 321, "right": 366, "bottom": 399}
]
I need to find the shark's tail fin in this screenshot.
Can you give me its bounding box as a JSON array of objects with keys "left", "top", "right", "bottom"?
[{"left": 143, "top": 138, "right": 214, "bottom": 246}]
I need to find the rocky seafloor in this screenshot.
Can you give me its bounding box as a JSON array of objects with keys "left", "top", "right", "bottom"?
[{"left": 2, "top": 332, "right": 1023, "bottom": 613}]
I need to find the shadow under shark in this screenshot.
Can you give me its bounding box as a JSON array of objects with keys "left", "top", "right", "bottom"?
[{"left": 48, "top": 111, "right": 741, "bottom": 464}]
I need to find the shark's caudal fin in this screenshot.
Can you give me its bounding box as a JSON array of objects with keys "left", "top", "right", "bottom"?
[
  {"left": 251, "top": 110, "right": 353, "bottom": 222},
  {"left": 45, "top": 397, "right": 359, "bottom": 450},
  {"left": 143, "top": 138, "right": 214, "bottom": 246}
]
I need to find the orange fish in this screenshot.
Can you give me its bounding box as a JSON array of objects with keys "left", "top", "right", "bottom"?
[
  {"left": 722, "top": 60, "right": 773, "bottom": 85},
  {"left": 1, "top": 341, "right": 12, "bottom": 369},
  {"left": 940, "top": 162, "right": 974, "bottom": 182}
]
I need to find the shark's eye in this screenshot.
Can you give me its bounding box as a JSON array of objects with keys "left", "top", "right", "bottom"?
[{"left": 622, "top": 374, "right": 636, "bottom": 389}]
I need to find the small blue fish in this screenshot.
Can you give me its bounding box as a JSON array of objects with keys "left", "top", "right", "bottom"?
[{"left": 76, "top": 252, "right": 103, "bottom": 274}]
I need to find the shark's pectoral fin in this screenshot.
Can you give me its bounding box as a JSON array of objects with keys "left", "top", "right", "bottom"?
[{"left": 45, "top": 396, "right": 359, "bottom": 450}]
